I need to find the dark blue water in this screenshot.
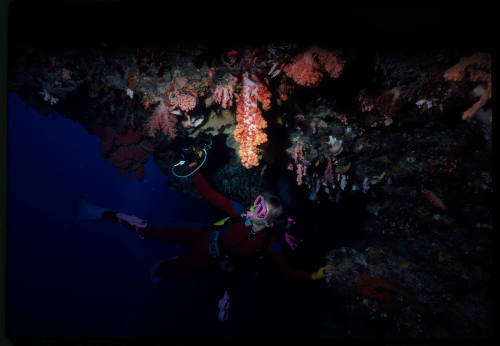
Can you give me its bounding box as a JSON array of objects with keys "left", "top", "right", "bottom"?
[{"left": 6, "top": 92, "right": 238, "bottom": 338}]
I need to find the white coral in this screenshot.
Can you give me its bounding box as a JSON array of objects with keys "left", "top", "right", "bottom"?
[{"left": 39, "top": 89, "right": 59, "bottom": 105}]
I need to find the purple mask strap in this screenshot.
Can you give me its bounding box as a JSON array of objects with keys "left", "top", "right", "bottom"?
[{"left": 254, "top": 195, "right": 267, "bottom": 218}]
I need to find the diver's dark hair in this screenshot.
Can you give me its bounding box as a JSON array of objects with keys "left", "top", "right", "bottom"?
[{"left": 260, "top": 191, "right": 284, "bottom": 222}]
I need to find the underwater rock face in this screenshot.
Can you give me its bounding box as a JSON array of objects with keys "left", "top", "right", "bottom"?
[{"left": 8, "top": 38, "right": 494, "bottom": 339}]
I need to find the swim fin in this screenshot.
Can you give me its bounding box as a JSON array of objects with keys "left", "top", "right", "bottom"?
[{"left": 78, "top": 196, "right": 112, "bottom": 220}]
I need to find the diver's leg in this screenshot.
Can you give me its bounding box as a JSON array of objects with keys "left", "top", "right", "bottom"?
[
  {"left": 101, "top": 211, "right": 209, "bottom": 251},
  {"left": 138, "top": 225, "right": 209, "bottom": 249},
  {"left": 154, "top": 252, "right": 215, "bottom": 279}
]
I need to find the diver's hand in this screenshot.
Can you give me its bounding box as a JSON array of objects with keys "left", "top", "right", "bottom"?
[
  {"left": 311, "top": 264, "right": 337, "bottom": 280},
  {"left": 284, "top": 232, "right": 302, "bottom": 250},
  {"left": 116, "top": 213, "right": 148, "bottom": 231}
]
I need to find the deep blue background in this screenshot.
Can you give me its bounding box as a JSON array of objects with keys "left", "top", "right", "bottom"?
[{"left": 6, "top": 92, "right": 241, "bottom": 338}]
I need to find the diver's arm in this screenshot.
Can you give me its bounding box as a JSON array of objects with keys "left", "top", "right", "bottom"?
[
  {"left": 191, "top": 168, "right": 237, "bottom": 216},
  {"left": 101, "top": 211, "right": 148, "bottom": 232}
]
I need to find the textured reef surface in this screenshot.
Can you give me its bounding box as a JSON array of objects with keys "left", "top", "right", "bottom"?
[{"left": 7, "top": 6, "right": 495, "bottom": 339}]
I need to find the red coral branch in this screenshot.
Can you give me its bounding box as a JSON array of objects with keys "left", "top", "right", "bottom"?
[
  {"left": 98, "top": 126, "right": 154, "bottom": 182},
  {"left": 100, "top": 127, "right": 117, "bottom": 157},
  {"left": 118, "top": 127, "right": 142, "bottom": 145}
]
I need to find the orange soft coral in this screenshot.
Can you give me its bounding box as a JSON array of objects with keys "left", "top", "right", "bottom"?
[
  {"left": 233, "top": 76, "right": 268, "bottom": 168},
  {"left": 284, "top": 50, "right": 323, "bottom": 87},
  {"left": 284, "top": 46, "right": 345, "bottom": 87},
  {"left": 313, "top": 47, "right": 345, "bottom": 78},
  {"left": 257, "top": 81, "right": 271, "bottom": 111},
  {"left": 443, "top": 52, "right": 491, "bottom": 120},
  {"left": 356, "top": 273, "right": 415, "bottom": 311}
]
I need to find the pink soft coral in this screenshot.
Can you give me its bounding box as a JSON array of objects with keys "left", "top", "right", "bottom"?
[
  {"left": 213, "top": 75, "right": 238, "bottom": 109},
  {"left": 168, "top": 90, "right": 197, "bottom": 112},
  {"left": 291, "top": 142, "right": 307, "bottom": 186},
  {"left": 213, "top": 86, "right": 233, "bottom": 109},
  {"left": 146, "top": 101, "right": 177, "bottom": 138}
]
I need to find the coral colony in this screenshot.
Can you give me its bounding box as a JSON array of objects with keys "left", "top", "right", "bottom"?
[{"left": 8, "top": 36, "right": 493, "bottom": 338}]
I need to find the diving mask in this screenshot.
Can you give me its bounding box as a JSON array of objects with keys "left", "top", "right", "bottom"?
[
  {"left": 246, "top": 195, "right": 268, "bottom": 219},
  {"left": 243, "top": 195, "right": 268, "bottom": 227}
]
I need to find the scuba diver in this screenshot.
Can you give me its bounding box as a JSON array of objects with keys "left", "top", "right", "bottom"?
[{"left": 79, "top": 137, "right": 334, "bottom": 283}]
